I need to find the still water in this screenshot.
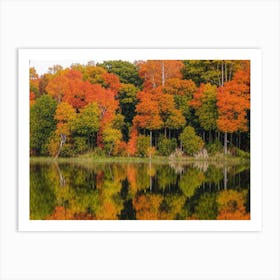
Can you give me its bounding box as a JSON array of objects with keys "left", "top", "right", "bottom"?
[{"left": 30, "top": 161, "right": 250, "bottom": 220}]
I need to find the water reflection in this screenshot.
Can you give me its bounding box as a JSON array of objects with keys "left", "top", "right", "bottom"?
[{"left": 30, "top": 161, "right": 250, "bottom": 220}]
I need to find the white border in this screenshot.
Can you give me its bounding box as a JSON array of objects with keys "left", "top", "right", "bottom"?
[{"left": 18, "top": 48, "right": 262, "bottom": 232}]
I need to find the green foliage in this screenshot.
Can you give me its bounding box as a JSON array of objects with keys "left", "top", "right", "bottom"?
[
  {"left": 157, "top": 136, "right": 177, "bottom": 156},
  {"left": 82, "top": 147, "right": 107, "bottom": 158},
  {"left": 230, "top": 147, "right": 250, "bottom": 159},
  {"left": 60, "top": 143, "right": 75, "bottom": 157},
  {"left": 82, "top": 65, "right": 106, "bottom": 84},
  {"left": 136, "top": 135, "right": 150, "bottom": 157},
  {"left": 179, "top": 126, "right": 204, "bottom": 155},
  {"left": 30, "top": 59, "right": 250, "bottom": 157},
  {"left": 70, "top": 103, "right": 100, "bottom": 136},
  {"left": 196, "top": 84, "right": 218, "bottom": 131},
  {"left": 112, "top": 114, "right": 125, "bottom": 130},
  {"left": 73, "top": 137, "right": 88, "bottom": 155},
  {"left": 98, "top": 60, "right": 143, "bottom": 88},
  {"left": 206, "top": 139, "right": 223, "bottom": 155},
  {"left": 174, "top": 95, "right": 191, "bottom": 119},
  {"left": 182, "top": 60, "right": 240, "bottom": 86},
  {"left": 30, "top": 95, "right": 57, "bottom": 155},
  {"left": 103, "top": 126, "right": 122, "bottom": 156},
  {"left": 118, "top": 83, "right": 139, "bottom": 123}
]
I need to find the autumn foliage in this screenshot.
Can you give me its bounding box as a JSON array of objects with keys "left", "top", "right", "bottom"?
[{"left": 30, "top": 59, "right": 250, "bottom": 157}]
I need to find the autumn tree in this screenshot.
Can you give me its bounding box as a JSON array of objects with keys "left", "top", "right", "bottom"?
[
  {"left": 133, "top": 91, "right": 163, "bottom": 147},
  {"left": 154, "top": 87, "right": 186, "bottom": 136},
  {"left": 85, "top": 84, "right": 119, "bottom": 146},
  {"left": 30, "top": 92, "right": 36, "bottom": 106},
  {"left": 29, "top": 67, "right": 40, "bottom": 97},
  {"left": 48, "top": 102, "right": 76, "bottom": 158},
  {"left": 81, "top": 65, "right": 106, "bottom": 84},
  {"left": 162, "top": 78, "right": 197, "bottom": 121},
  {"left": 46, "top": 68, "right": 85, "bottom": 106},
  {"left": 217, "top": 66, "right": 250, "bottom": 154},
  {"left": 138, "top": 60, "right": 184, "bottom": 89}
]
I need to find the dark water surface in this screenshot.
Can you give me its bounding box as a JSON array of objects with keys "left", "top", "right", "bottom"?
[{"left": 30, "top": 161, "right": 250, "bottom": 220}]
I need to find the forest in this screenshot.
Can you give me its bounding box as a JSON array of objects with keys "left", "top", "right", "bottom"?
[{"left": 30, "top": 59, "right": 250, "bottom": 161}]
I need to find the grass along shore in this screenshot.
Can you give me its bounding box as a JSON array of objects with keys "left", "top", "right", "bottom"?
[{"left": 30, "top": 152, "right": 250, "bottom": 167}]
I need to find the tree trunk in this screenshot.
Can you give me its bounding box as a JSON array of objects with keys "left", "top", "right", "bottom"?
[
  {"left": 149, "top": 130, "right": 152, "bottom": 160},
  {"left": 225, "top": 62, "right": 227, "bottom": 82},
  {"left": 54, "top": 134, "right": 66, "bottom": 160},
  {"left": 209, "top": 130, "right": 213, "bottom": 143},
  {"left": 161, "top": 61, "right": 165, "bottom": 86},
  {"left": 224, "top": 132, "right": 228, "bottom": 154},
  {"left": 149, "top": 160, "right": 152, "bottom": 191},
  {"left": 221, "top": 61, "right": 224, "bottom": 86},
  {"left": 224, "top": 167, "right": 228, "bottom": 190},
  {"left": 239, "top": 132, "right": 241, "bottom": 149},
  {"left": 164, "top": 127, "right": 167, "bottom": 137}
]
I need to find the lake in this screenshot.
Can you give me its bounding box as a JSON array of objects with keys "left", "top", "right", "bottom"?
[{"left": 30, "top": 160, "right": 250, "bottom": 220}]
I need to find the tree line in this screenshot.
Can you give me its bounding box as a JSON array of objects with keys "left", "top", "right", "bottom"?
[{"left": 30, "top": 59, "right": 250, "bottom": 158}]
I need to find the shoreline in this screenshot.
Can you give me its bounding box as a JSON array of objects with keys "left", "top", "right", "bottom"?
[{"left": 30, "top": 155, "right": 250, "bottom": 167}]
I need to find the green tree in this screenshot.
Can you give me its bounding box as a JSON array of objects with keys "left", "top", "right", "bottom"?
[
  {"left": 157, "top": 136, "right": 177, "bottom": 156},
  {"left": 190, "top": 83, "right": 218, "bottom": 142},
  {"left": 103, "top": 126, "right": 122, "bottom": 156},
  {"left": 182, "top": 60, "right": 240, "bottom": 86},
  {"left": 136, "top": 135, "right": 150, "bottom": 157},
  {"left": 118, "top": 83, "right": 139, "bottom": 123},
  {"left": 30, "top": 95, "right": 57, "bottom": 155},
  {"left": 162, "top": 78, "right": 197, "bottom": 122},
  {"left": 70, "top": 103, "right": 100, "bottom": 150},
  {"left": 179, "top": 126, "right": 204, "bottom": 155},
  {"left": 98, "top": 60, "right": 143, "bottom": 88}
]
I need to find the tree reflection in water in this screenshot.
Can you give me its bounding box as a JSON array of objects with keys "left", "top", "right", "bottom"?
[{"left": 30, "top": 161, "right": 250, "bottom": 220}]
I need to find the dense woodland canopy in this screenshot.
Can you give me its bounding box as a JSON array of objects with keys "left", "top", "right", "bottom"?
[{"left": 30, "top": 59, "right": 250, "bottom": 158}]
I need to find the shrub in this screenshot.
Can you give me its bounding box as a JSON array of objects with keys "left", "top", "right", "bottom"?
[
  {"left": 60, "top": 143, "right": 75, "bottom": 157},
  {"left": 236, "top": 148, "right": 250, "bottom": 159},
  {"left": 92, "top": 147, "right": 106, "bottom": 157},
  {"left": 73, "top": 137, "right": 88, "bottom": 155},
  {"left": 206, "top": 139, "right": 223, "bottom": 155},
  {"left": 179, "top": 126, "right": 204, "bottom": 155},
  {"left": 136, "top": 135, "right": 150, "bottom": 157},
  {"left": 157, "top": 136, "right": 177, "bottom": 156}
]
